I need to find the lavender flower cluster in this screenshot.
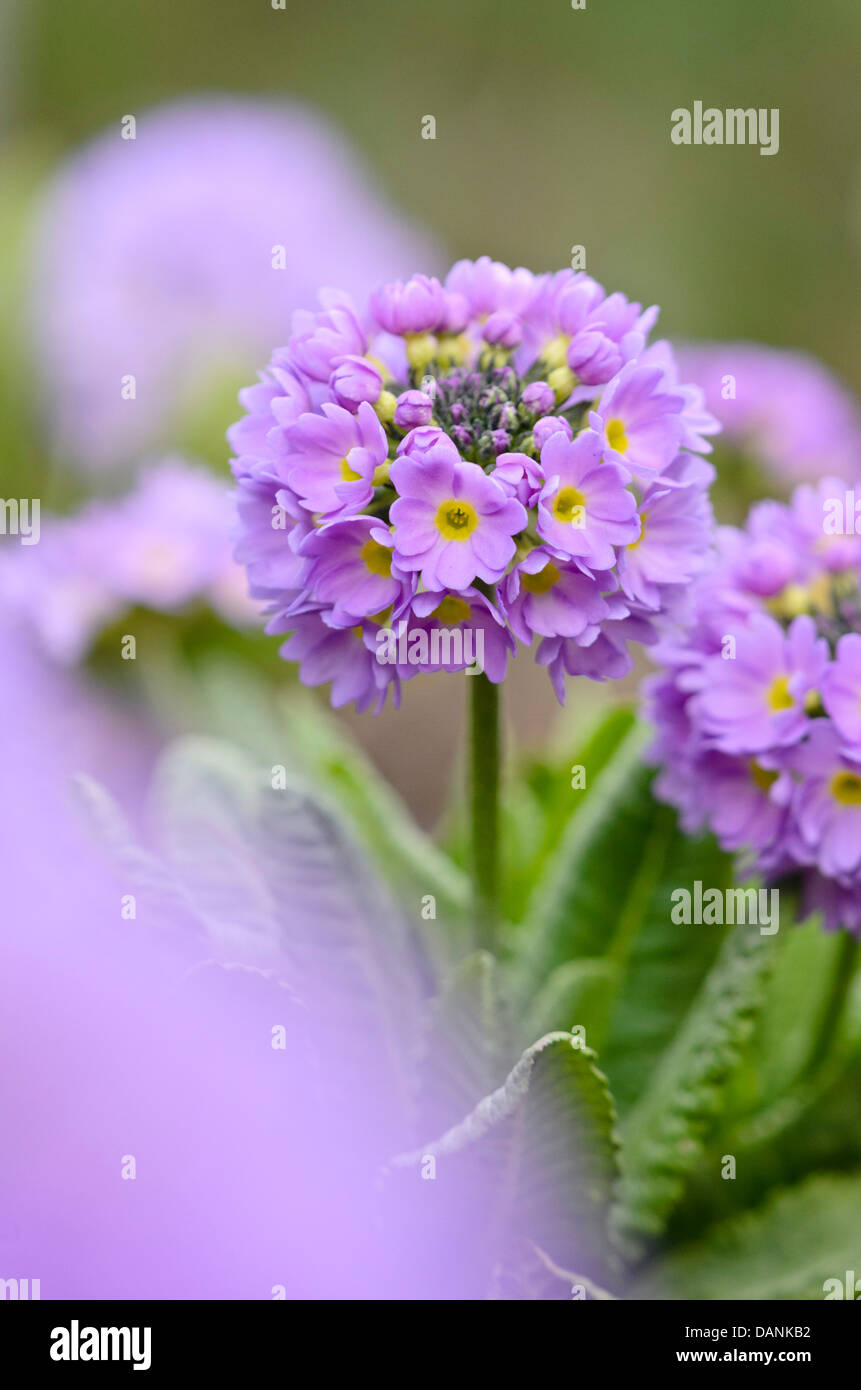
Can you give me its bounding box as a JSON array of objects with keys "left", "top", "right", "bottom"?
[
  {"left": 646, "top": 477, "right": 861, "bottom": 932},
  {"left": 230, "top": 259, "right": 719, "bottom": 711},
  {"left": 2, "top": 462, "right": 255, "bottom": 664}
]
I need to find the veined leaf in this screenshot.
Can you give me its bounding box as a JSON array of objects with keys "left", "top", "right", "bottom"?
[
  {"left": 519, "top": 958, "right": 617, "bottom": 1051},
  {"left": 281, "top": 699, "right": 471, "bottom": 943},
  {"left": 415, "top": 950, "right": 507, "bottom": 1136},
  {"left": 615, "top": 924, "right": 774, "bottom": 1245},
  {"left": 631, "top": 1171, "right": 861, "bottom": 1300},
  {"left": 392, "top": 1032, "right": 621, "bottom": 1282}
]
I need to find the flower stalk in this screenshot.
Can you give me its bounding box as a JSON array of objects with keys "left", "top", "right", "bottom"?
[{"left": 469, "top": 671, "right": 501, "bottom": 948}]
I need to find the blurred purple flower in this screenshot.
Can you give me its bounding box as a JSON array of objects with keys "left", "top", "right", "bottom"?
[
  {"left": 31, "top": 96, "right": 440, "bottom": 468},
  {"left": 677, "top": 342, "right": 861, "bottom": 483},
  {"left": 1, "top": 459, "right": 256, "bottom": 663}
]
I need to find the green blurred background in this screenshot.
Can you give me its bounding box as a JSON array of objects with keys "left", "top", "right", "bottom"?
[
  {"left": 7, "top": 0, "right": 861, "bottom": 365},
  {"left": 3, "top": 0, "right": 860, "bottom": 820}
]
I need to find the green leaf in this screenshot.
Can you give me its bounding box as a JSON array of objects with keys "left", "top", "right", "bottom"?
[
  {"left": 615, "top": 925, "right": 774, "bottom": 1245},
  {"left": 511, "top": 728, "right": 733, "bottom": 1104},
  {"left": 280, "top": 699, "right": 471, "bottom": 953},
  {"left": 519, "top": 958, "right": 617, "bottom": 1051},
  {"left": 597, "top": 820, "right": 733, "bottom": 1113},
  {"left": 499, "top": 705, "right": 637, "bottom": 925},
  {"left": 512, "top": 725, "right": 653, "bottom": 994},
  {"left": 631, "top": 1171, "right": 861, "bottom": 1300},
  {"left": 415, "top": 950, "right": 507, "bottom": 1136},
  {"left": 392, "top": 1032, "right": 621, "bottom": 1280}
]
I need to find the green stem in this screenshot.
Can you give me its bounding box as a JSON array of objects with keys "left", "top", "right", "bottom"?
[
  {"left": 469, "top": 672, "right": 500, "bottom": 949},
  {"left": 806, "top": 930, "right": 859, "bottom": 1077}
]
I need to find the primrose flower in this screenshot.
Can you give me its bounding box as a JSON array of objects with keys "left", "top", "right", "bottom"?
[
  {"left": 299, "top": 517, "right": 413, "bottom": 625},
  {"left": 536, "top": 429, "right": 640, "bottom": 571},
  {"left": 389, "top": 449, "right": 527, "bottom": 590},
  {"left": 590, "top": 362, "right": 686, "bottom": 475},
  {"left": 645, "top": 476, "right": 861, "bottom": 932},
  {"left": 695, "top": 612, "right": 828, "bottom": 755},
  {"left": 229, "top": 260, "right": 717, "bottom": 710},
  {"left": 285, "top": 401, "right": 387, "bottom": 516}
]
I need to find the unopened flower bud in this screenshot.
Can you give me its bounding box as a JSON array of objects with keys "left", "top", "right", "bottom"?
[
  {"left": 394, "top": 389, "right": 434, "bottom": 430},
  {"left": 330, "top": 355, "right": 382, "bottom": 410},
  {"left": 482, "top": 310, "right": 521, "bottom": 349},
  {"left": 533, "top": 415, "right": 572, "bottom": 450},
  {"left": 521, "top": 380, "right": 555, "bottom": 417}
]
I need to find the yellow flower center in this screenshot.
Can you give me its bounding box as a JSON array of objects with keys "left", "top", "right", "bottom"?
[
  {"left": 435, "top": 499, "right": 478, "bottom": 540},
  {"left": 541, "top": 333, "right": 570, "bottom": 371},
  {"left": 749, "top": 761, "right": 779, "bottom": 794},
  {"left": 552, "top": 486, "right": 586, "bottom": 526},
  {"left": 766, "top": 674, "right": 794, "bottom": 712},
  {"left": 432, "top": 595, "right": 471, "bottom": 625},
  {"left": 521, "top": 562, "right": 561, "bottom": 595},
  {"left": 360, "top": 538, "right": 393, "bottom": 576},
  {"left": 606, "top": 417, "right": 629, "bottom": 454},
  {"left": 341, "top": 456, "right": 362, "bottom": 482},
  {"left": 831, "top": 771, "right": 861, "bottom": 806}
]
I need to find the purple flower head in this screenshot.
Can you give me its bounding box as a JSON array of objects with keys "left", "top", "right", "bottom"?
[
  {"left": 790, "top": 722, "right": 861, "bottom": 879},
  {"left": 285, "top": 400, "right": 387, "bottom": 516},
  {"left": 370, "top": 274, "right": 446, "bottom": 335},
  {"left": 482, "top": 311, "right": 522, "bottom": 350},
  {"left": 821, "top": 633, "right": 861, "bottom": 744},
  {"left": 330, "top": 355, "right": 383, "bottom": 410},
  {"left": 645, "top": 475, "right": 861, "bottom": 933},
  {"left": 395, "top": 425, "right": 460, "bottom": 464},
  {"left": 532, "top": 415, "right": 572, "bottom": 450},
  {"left": 234, "top": 471, "right": 310, "bottom": 599},
  {"left": 299, "top": 517, "right": 413, "bottom": 626},
  {"left": 289, "top": 295, "right": 368, "bottom": 382},
  {"left": 538, "top": 608, "right": 658, "bottom": 700},
  {"left": 2, "top": 460, "right": 258, "bottom": 664},
  {"left": 389, "top": 448, "right": 527, "bottom": 591},
  {"left": 498, "top": 549, "right": 613, "bottom": 645},
  {"left": 537, "top": 428, "right": 640, "bottom": 571},
  {"left": 33, "top": 96, "right": 438, "bottom": 469},
  {"left": 590, "top": 362, "right": 685, "bottom": 475},
  {"left": 677, "top": 343, "right": 861, "bottom": 485},
  {"left": 230, "top": 258, "right": 716, "bottom": 709},
  {"left": 695, "top": 612, "right": 827, "bottom": 755},
  {"left": 518, "top": 270, "right": 657, "bottom": 390},
  {"left": 521, "top": 380, "right": 555, "bottom": 417},
  {"left": 394, "top": 390, "right": 434, "bottom": 430},
  {"left": 445, "top": 257, "right": 535, "bottom": 319},
  {"left": 639, "top": 340, "right": 720, "bottom": 455},
  {"left": 274, "top": 609, "right": 400, "bottom": 713},
  {"left": 492, "top": 451, "right": 544, "bottom": 509},
  {"left": 620, "top": 452, "right": 715, "bottom": 610}
]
